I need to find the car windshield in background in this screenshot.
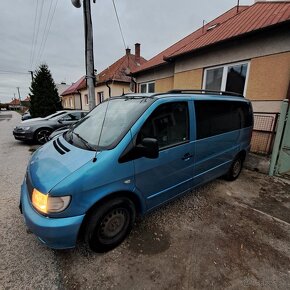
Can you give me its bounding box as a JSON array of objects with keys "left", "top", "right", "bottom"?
[
  {"left": 65, "top": 97, "right": 154, "bottom": 150},
  {"left": 45, "top": 111, "right": 66, "bottom": 120}
]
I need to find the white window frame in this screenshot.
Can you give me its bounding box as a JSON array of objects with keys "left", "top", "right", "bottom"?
[
  {"left": 97, "top": 91, "right": 104, "bottom": 103},
  {"left": 202, "top": 61, "right": 250, "bottom": 96},
  {"left": 139, "top": 81, "right": 155, "bottom": 93},
  {"left": 84, "top": 94, "right": 89, "bottom": 105}
]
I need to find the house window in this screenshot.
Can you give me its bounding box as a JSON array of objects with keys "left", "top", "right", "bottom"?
[
  {"left": 139, "top": 82, "right": 155, "bottom": 93},
  {"left": 84, "top": 94, "right": 88, "bottom": 105},
  {"left": 69, "top": 97, "right": 73, "bottom": 108},
  {"left": 203, "top": 62, "right": 249, "bottom": 96},
  {"left": 97, "top": 92, "right": 104, "bottom": 104}
]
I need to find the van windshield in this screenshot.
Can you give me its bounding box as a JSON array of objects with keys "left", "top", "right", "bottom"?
[{"left": 64, "top": 97, "right": 154, "bottom": 150}]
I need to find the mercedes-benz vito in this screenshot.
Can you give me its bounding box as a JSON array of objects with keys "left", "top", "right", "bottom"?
[{"left": 20, "top": 91, "right": 253, "bottom": 252}]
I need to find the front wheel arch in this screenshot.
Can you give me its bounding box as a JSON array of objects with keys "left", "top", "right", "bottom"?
[{"left": 78, "top": 191, "right": 143, "bottom": 241}]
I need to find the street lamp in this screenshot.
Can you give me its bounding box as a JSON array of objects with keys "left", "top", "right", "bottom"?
[{"left": 71, "top": 0, "right": 96, "bottom": 111}]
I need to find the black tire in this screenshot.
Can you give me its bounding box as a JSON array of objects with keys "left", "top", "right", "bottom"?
[
  {"left": 225, "top": 154, "right": 244, "bottom": 181},
  {"left": 34, "top": 128, "right": 52, "bottom": 144},
  {"left": 85, "top": 197, "right": 136, "bottom": 253}
]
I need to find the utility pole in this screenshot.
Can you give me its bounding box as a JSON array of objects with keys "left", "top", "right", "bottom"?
[
  {"left": 28, "top": 70, "right": 34, "bottom": 82},
  {"left": 16, "top": 87, "right": 21, "bottom": 102},
  {"left": 71, "top": 0, "right": 96, "bottom": 111}
]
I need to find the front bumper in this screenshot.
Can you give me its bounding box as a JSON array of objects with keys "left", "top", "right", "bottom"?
[
  {"left": 13, "top": 130, "right": 34, "bottom": 141},
  {"left": 20, "top": 180, "right": 85, "bottom": 249}
]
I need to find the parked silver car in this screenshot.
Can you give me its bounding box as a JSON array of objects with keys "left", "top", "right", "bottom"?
[{"left": 13, "top": 110, "right": 87, "bottom": 144}]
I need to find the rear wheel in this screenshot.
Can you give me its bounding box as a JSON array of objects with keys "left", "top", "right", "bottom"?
[
  {"left": 34, "top": 128, "right": 52, "bottom": 144},
  {"left": 85, "top": 197, "right": 136, "bottom": 253},
  {"left": 225, "top": 154, "right": 243, "bottom": 181}
]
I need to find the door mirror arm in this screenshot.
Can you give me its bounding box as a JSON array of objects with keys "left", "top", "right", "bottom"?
[{"left": 119, "top": 138, "right": 159, "bottom": 163}]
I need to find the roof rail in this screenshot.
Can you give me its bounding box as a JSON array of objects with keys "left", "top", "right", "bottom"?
[{"left": 166, "top": 89, "right": 244, "bottom": 97}]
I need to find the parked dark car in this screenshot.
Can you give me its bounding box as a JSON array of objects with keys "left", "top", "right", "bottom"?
[
  {"left": 21, "top": 112, "right": 31, "bottom": 121},
  {"left": 48, "top": 126, "right": 70, "bottom": 141},
  {"left": 13, "top": 110, "right": 87, "bottom": 144}
]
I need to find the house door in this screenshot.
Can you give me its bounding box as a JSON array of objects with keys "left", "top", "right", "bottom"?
[{"left": 133, "top": 101, "right": 195, "bottom": 210}]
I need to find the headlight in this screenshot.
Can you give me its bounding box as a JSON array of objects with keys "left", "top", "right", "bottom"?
[
  {"left": 32, "top": 188, "right": 71, "bottom": 214},
  {"left": 18, "top": 126, "right": 31, "bottom": 131}
]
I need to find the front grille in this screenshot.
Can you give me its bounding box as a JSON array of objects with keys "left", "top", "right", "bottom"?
[{"left": 53, "top": 138, "right": 70, "bottom": 155}]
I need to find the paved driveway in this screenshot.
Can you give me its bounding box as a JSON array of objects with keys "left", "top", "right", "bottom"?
[{"left": 1, "top": 111, "right": 290, "bottom": 289}]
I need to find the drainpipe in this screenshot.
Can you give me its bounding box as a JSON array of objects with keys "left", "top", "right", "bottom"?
[
  {"left": 106, "top": 80, "right": 111, "bottom": 98},
  {"left": 131, "top": 77, "right": 137, "bottom": 93}
]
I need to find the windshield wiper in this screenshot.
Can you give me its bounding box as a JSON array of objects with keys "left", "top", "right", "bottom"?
[{"left": 72, "top": 131, "right": 95, "bottom": 151}]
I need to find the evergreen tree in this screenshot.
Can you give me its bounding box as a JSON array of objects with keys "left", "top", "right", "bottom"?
[{"left": 29, "top": 64, "right": 62, "bottom": 117}]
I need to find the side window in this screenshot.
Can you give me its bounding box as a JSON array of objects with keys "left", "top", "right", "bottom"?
[
  {"left": 60, "top": 113, "right": 81, "bottom": 121},
  {"left": 60, "top": 114, "right": 72, "bottom": 121},
  {"left": 137, "top": 102, "right": 189, "bottom": 149},
  {"left": 195, "top": 101, "right": 253, "bottom": 140}
]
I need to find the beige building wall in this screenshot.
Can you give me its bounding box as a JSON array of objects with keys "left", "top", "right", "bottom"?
[
  {"left": 135, "top": 64, "right": 175, "bottom": 84},
  {"left": 62, "top": 95, "right": 75, "bottom": 109},
  {"left": 80, "top": 89, "right": 89, "bottom": 111},
  {"left": 173, "top": 69, "right": 203, "bottom": 89},
  {"left": 155, "top": 77, "right": 174, "bottom": 92},
  {"left": 80, "top": 82, "right": 133, "bottom": 110},
  {"left": 246, "top": 52, "right": 290, "bottom": 101},
  {"left": 96, "top": 83, "right": 132, "bottom": 101}
]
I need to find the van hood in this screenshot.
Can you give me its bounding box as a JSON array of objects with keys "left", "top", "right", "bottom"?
[{"left": 28, "top": 136, "right": 96, "bottom": 193}]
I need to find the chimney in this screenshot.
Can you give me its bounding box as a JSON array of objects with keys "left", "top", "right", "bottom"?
[
  {"left": 126, "top": 48, "right": 131, "bottom": 55},
  {"left": 135, "top": 43, "right": 140, "bottom": 64}
]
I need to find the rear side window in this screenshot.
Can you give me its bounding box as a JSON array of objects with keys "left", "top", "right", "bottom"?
[
  {"left": 195, "top": 100, "right": 252, "bottom": 140},
  {"left": 61, "top": 112, "right": 82, "bottom": 121},
  {"left": 137, "top": 102, "right": 189, "bottom": 149}
]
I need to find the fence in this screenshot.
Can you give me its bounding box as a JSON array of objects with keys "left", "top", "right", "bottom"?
[{"left": 250, "top": 112, "right": 279, "bottom": 155}]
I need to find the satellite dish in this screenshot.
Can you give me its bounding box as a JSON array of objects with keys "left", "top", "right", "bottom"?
[{"left": 71, "top": 0, "right": 81, "bottom": 8}]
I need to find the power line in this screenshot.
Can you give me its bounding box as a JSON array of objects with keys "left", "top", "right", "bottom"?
[
  {"left": 112, "top": 0, "right": 127, "bottom": 50},
  {"left": 29, "top": 0, "right": 39, "bottom": 69},
  {"left": 30, "top": 0, "right": 45, "bottom": 68},
  {"left": 0, "top": 70, "right": 30, "bottom": 75},
  {"left": 35, "top": 0, "right": 54, "bottom": 64},
  {"left": 36, "top": 0, "right": 59, "bottom": 64}
]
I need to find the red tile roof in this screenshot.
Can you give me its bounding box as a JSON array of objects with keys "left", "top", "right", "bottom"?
[
  {"left": 133, "top": 2, "right": 290, "bottom": 74},
  {"left": 9, "top": 99, "right": 20, "bottom": 105},
  {"left": 62, "top": 52, "right": 146, "bottom": 95},
  {"left": 61, "top": 76, "right": 86, "bottom": 96},
  {"left": 97, "top": 53, "right": 147, "bottom": 84},
  {"left": 23, "top": 96, "right": 30, "bottom": 102}
]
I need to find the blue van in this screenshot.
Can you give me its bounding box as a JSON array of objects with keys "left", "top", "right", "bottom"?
[{"left": 20, "top": 90, "right": 253, "bottom": 252}]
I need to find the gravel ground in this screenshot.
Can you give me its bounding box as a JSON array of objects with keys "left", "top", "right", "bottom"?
[{"left": 1, "top": 111, "right": 290, "bottom": 290}]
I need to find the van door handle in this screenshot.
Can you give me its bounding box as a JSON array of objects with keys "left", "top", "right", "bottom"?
[{"left": 182, "top": 153, "right": 193, "bottom": 161}]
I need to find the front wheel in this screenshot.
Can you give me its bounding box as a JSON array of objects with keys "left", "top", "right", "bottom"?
[
  {"left": 225, "top": 155, "right": 243, "bottom": 181},
  {"left": 34, "top": 128, "right": 52, "bottom": 144},
  {"left": 85, "top": 197, "right": 136, "bottom": 253}
]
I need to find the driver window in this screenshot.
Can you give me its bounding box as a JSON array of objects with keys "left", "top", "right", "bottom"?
[
  {"left": 60, "top": 114, "right": 72, "bottom": 122},
  {"left": 137, "top": 102, "right": 189, "bottom": 149}
]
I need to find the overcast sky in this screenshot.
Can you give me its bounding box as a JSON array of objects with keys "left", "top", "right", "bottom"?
[{"left": 0, "top": 0, "right": 254, "bottom": 103}]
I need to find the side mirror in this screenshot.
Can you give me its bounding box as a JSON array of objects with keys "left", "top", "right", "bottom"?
[
  {"left": 58, "top": 119, "right": 63, "bottom": 124},
  {"left": 137, "top": 138, "right": 159, "bottom": 159}
]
